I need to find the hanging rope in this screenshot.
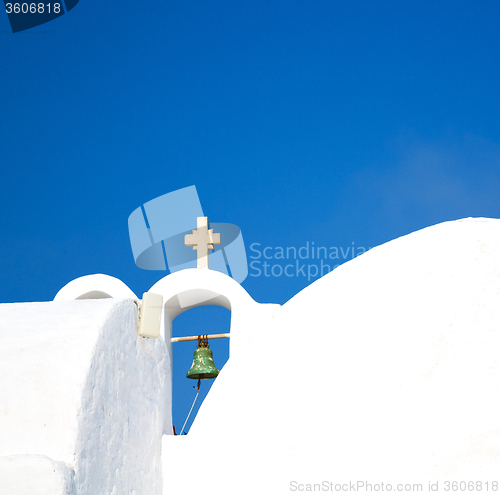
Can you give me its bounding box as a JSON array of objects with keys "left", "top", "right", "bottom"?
[{"left": 179, "top": 378, "right": 201, "bottom": 435}]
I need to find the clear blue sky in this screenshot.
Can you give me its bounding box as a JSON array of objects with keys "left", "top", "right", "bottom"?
[{"left": 1, "top": 1, "right": 500, "bottom": 432}]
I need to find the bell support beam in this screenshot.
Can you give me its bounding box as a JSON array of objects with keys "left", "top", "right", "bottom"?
[{"left": 171, "top": 333, "right": 230, "bottom": 343}]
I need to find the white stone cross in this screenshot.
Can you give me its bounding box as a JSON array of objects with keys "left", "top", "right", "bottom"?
[{"left": 184, "top": 217, "right": 221, "bottom": 269}]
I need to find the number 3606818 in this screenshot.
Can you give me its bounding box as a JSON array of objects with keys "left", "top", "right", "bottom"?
[{"left": 5, "top": 3, "right": 61, "bottom": 14}]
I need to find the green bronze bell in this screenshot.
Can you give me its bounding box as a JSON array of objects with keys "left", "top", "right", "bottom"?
[{"left": 186, "top": 336, "right": 220, "bottom": 380}]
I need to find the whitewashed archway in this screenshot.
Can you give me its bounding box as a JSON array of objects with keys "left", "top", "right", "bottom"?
[{"left": 149, "top": 269, "right": 280, "bottom": 359}]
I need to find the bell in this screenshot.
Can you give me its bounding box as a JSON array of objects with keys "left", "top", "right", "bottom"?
[{"left": 186, "top": 337, "right": 220, "bottom": 380}]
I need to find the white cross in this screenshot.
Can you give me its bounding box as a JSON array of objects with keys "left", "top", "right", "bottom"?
[{"left": 184, "top": 217, "right": 221, "bottom": 269}]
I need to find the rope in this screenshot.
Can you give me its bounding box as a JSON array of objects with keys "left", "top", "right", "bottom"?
[{"left": 179, "top": 379, "right": 201, "bottom": 435}]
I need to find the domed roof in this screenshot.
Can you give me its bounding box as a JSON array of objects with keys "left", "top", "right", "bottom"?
[{"left": 165, "top": 217, "right": 500, "bottom": 493}]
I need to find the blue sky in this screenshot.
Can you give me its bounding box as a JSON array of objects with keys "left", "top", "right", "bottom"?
[{"left": 1, "top": 1, "right": 500, "bottom": 432}]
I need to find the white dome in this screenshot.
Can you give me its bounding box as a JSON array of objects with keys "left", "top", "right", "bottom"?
[{"left": 164, "top": 217, "right": 500, "bottom": 493}]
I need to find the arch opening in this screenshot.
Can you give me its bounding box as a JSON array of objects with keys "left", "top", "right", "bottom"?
[
  {"left": 164, "top": 288, "right": 231, "bottom": 322},
  {"left": 171, "top": 304, "right": 231, "bottom": 435}
]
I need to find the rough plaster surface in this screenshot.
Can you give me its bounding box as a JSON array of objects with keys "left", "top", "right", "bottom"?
[
  {"left": 0, "top": 299, "right": 169, "bottom": 495},
  {"left": 163, "top": 218, "right": 500, "bottom": 494}
]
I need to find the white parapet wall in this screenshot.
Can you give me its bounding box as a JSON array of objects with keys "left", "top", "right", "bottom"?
[
  {"left": 0, "top": 455, "right": 75, "bottom": 495},
  {"left": 0, "top": 298, "right": 170, "bottom": 495}
]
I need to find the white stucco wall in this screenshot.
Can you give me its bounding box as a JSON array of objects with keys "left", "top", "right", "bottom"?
[
  {"left": 163, "top": 217, "right": 500, "bottom": 494},
  {"left": 0, "top": 299, "right": 170, "bottom": 495},
  {"left": 0, "top": 455, "right": 74, "bottom": 495}
]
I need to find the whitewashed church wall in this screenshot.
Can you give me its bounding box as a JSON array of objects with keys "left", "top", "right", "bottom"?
[
  {"left": 0, "top": 455, "right": 75, "bottom": 495},
  {"left": 0, "top": 298, "right": 170, "bottom": 495},
  {"left": 0, "top": 299, "right": 118, "bottom": 463},
  {"left": 73, "top": 299, "right": 169, "bottom": 495}
]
